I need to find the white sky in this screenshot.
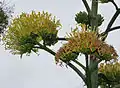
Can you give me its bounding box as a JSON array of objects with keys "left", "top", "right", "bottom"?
[{"left": 0, "top": 0, "right": 120, "bottom": 88}]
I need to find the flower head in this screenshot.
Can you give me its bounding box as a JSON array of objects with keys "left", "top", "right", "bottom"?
[
  {"left": 99, "top": 61, "right": 120, "bottom": 86},
  {"left": 3, "top": 11, "right": 61, "bottom": 56},
  {"left": 55, "top": 27, "right": 118, "bottom": 63}
]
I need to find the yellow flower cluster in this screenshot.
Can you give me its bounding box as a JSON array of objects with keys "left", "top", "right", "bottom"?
[
  {"left": 99, "top": 62, "right": 120, "bottom": 81},
  {"left": 3, "top": 11, "right": 61, "bottom": 55},
  {"left": 55, "top": 28, "right": 118, "bottom": 63}
]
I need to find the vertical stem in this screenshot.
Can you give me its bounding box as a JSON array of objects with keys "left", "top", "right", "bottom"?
[
  {"left": 90, "top": 0, "right": 98, "bottom": 31},
  {"left": 90, "top": 57, "right": 98, "bottom": 88},
  {"left": 90, "top": 0, "right": 99, "bottom": 88},
  {"left": 85, "top": 54, "right": 92, "bottom": 88}
]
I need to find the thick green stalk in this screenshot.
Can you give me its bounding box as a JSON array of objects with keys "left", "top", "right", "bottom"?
[
  {"left": 91, "top": 0, "right": 98, "bottom": 31},
  {"left": 90, "top": 0, "right": 99, "bottom": 88},
  {"left": 85, "top": 54, "right": 92, "bottom": 88},
  {"left": 90, "top": 58, "right": 98, "bottom": 88}
]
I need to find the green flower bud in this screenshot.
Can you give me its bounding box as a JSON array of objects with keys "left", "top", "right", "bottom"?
[
  {"left": 97, "top": 14, "right": 104, "bottom": 26},
  {"left": 75, "top": 11, "right": 89, "bottom": 25}
]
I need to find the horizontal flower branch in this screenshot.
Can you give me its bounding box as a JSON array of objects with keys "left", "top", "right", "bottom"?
[
  {"left": 57, "top": 37, "right": 67, "bottom": 41},
  {"left": 72, "top": 59, "right": 86, "bottom": 71},
  {"left": 105, "top": 26, "right": 120, "bottom": 33}
]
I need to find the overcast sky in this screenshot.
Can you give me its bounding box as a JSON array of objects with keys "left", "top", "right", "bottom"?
[{"left": 0, "top": 0, "right": 120, "bottom": 88}]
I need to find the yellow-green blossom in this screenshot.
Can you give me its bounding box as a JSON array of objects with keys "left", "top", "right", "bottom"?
[
  {"left": 3, "top": 11, "right": 61, "bottom": 56},
  {"left": 99, "top": 61, "right": 120, "bottom": 84}
]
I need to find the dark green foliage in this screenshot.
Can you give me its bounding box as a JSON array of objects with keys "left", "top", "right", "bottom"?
[
  {"left": 0, "top": 7, "right": 8, "bottom": 33},
  {"left": 0, "top": 1, "right": 13, "bottom": 34}
]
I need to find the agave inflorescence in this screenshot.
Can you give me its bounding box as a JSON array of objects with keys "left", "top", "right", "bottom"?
[
  {"left": 99, "top": 61, "right": 120, "bottom": 87},
  {"left": 3, "top": 11, "right": 61, "bottom": 57},
  {"left": 55, "top": 25, "right": 118, "bottom": 63}
]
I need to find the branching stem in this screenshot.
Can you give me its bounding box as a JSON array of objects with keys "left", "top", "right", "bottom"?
[
  {"left": 34, "top": 42, "right": 86, "bottom": 84},
  {"left": 81, "top": 0, "right": 91, "bottom": 13},
  {"left": 105, "top": 9, "right": 120, "bottom": 34},
  {"left": 110, "top": 0, "right": 119, "bottom": 10},
  {"left": 106, "top": 26, "right": 120, "bottom": 33}
]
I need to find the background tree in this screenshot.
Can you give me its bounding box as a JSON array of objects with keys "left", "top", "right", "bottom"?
[
  {"left": 1, "top": 0, "right": 120, "bottom": 88},
  {"left": 0, "top": 0, "right": 13, "bottom": 36}
]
